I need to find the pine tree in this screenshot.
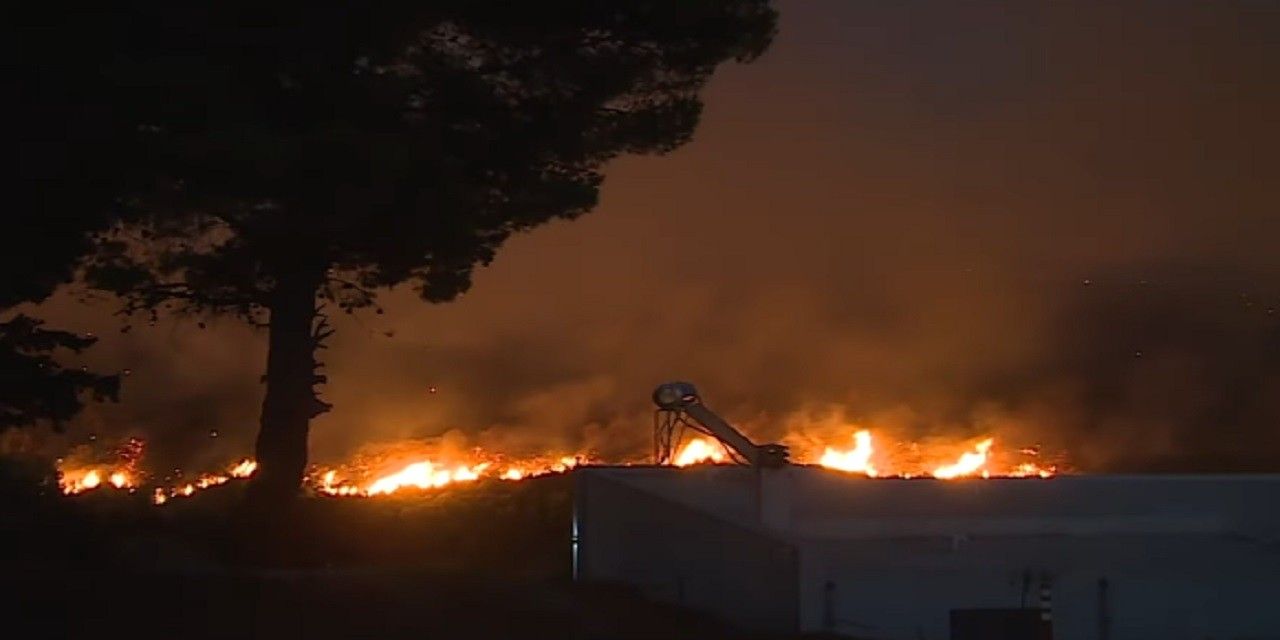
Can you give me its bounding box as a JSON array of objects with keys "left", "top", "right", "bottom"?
[{"left": 83, "top": 2, "right": 778, "bottom": 503}]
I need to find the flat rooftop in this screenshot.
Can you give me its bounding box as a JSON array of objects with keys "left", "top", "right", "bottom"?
[{"left": 577, "top": 465, "right": 1280, "bottom": 540}]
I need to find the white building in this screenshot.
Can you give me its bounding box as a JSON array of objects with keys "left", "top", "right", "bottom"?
[{"left": 573, "top": 466, "right": 1280, "bottom": 639}]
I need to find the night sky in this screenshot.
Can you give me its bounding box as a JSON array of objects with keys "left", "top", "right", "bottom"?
[{"left": 26, "top": 0, "right": 1280, "bottom": 471}]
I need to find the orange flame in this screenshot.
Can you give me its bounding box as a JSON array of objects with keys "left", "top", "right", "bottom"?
[
  {"left": 61, "top": 466, "right": 140, "bottom": 494},
  {"left": 818, "top": 430, "right": 877, "bottom": 476},
  {"left": 60, "top": 425, "right": 1061, "bottom": 507},
  {"left": 228, "top": 459, "right": 257, "bottom": 478},
  {"left": 931, "top": 438, "right": 995, "bottom": 479},
  {"left": 58, "top": 438, "right": 144, "bottom": 495},
  {"left": 152, "top": 457, "right": 260, "bottom": 503},
  {"left": 312, "top": 452, "right": 587, "bottom": 497},
  {"left": 813, "top": 431, "right": 1055, "bottom": 479},
  {"left": 365, "top": 461, "right": 489, "bottom": 495},
  {"left": 672, "top": 438, "right": 728, "bottom": 466},
  {"left": 1010, "top": 462, "right": 1056, "bottom": 479}
]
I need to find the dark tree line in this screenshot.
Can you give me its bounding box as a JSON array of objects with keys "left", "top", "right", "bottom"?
[
  {"left": 10, "top": 2, "right": 777, "bottom": 505},
  {"left": 2, "top": 7, "right": 138, "bottom": 430}
]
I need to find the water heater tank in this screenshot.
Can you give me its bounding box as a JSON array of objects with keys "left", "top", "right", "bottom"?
[{"left": 652, "top": 382, "right": 700, "bottom": 410}]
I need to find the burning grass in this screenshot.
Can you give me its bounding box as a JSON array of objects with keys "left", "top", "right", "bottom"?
[
  {"left": 51, "top": 426, "right": 1059, "bottom": 508},
  {"left": 674, "top": 430, "right": 1056, "bottom": 479},
  {"left": 309, "top": 444, "right": 588, "bottom": 498},
  {"left": 32, "top": 425, "right": 1059, "bottom": 575},
  {"left": 56, "top": 437, "right": 145, "bottom": 495},
  {"left": 9, "top": 427, "right": 1060, "bottom": 638},
  {"left": 802, "top": 430, "right": 1057, "bottom": 479}
]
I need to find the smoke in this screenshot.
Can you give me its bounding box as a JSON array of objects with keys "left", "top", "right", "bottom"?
[{"left": 18, "top": 0, "right": 1280, "bottom": 472}]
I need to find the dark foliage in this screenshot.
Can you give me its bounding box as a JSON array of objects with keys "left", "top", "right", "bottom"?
[
  {"left": 77, "top": 2, "right": 778, "bottom": 500},
  {"left": 1, "top": 7, "right": 136, "bottom": 429},
  {"left": 0, "top": 317, "right": 119, "bottom": 429}
]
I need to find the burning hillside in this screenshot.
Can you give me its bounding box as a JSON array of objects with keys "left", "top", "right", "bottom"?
[
  {"left": 55, "top": 426, "right": 1058, "bottom": 504},
  {"left": 56, "top": 437, "right": 145, "bottom": 495},
  {"left": 678, "top": 430, "right": 1056, "bottom": 478},
  {"left": 150, "top": 458, "right": 258, "bottom": 505},
  {"left": 310, "top": 450, "right": 588, "bottom": 498}
]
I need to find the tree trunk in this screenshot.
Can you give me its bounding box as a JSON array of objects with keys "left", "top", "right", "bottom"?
[{"left": 246, "top": 268, "right": 327, "bottom": 506}]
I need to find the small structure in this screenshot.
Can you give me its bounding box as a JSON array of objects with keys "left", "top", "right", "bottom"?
[{"left": 573, "top": 467, "right": 1280, "bottom": 639}]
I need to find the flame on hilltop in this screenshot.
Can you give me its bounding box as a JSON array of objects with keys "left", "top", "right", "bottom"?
[
  {"left": 1009, "top": 462, "right": 1056, "bottom": 479},
  {"left": 672, "top": 438, "right": 729, "bottom": 466},
  {"left": 818, "top": 430, "right": 877, "bottom": 476},
  {"left": 312, "top": 451, "right": 586, "bottom": 497},
  {"left": 59, "top": 425, "right": 1059, "bottom": 507},
  {"left": 365, "top": 461, "right": 488, "bottom": 495},
  {"left": 61, "top": 466, "right": 138, "bottom": 494},
  {"left": 664, "top": 425, "right": 1053, "bottom": 479},
  {"left": 141, "top": 448, "right": 590, "bottom": 503},
  {"left": 152, "top": 458, "right": 259, "bottom": 504},
  {"left": 811, "top": 430, "right": 1054, "bottom": 479},
  {"left": 932, "top": 438, "right": 995, "bottom": 479},
  {"left": 58, "top": 437, "right": 144, "bottom": 495},
  {"left": 229, "top": 459, "right": 258, "bottom": 478}
]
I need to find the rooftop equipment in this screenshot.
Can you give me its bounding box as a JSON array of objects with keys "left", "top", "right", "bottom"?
[{"left": 652, "top": 381, "right": 790, "bottom": 467}]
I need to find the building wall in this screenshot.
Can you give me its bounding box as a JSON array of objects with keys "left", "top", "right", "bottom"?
[
  {"left": 786, "top": 472, "right": 1280, "bottom": 639},
  {"left": 575, "top": 471, "right": 800, "bottom": 635},
  {"left": 576, "top": 468, "right": 1280, "bottom": 639},
  {"left": 783, "top": 473, "right": 1280, "bottom": 541},
  {"left": 800, "top": 533, "right": 1280, "bottom": 640}
]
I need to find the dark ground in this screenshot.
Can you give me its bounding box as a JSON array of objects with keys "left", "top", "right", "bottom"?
[
  {"left": 8, "top": 569, "right": 755, "bottom": 639},
  {"left": 1, "top": 461, "right": 804, "bottom": 639}
]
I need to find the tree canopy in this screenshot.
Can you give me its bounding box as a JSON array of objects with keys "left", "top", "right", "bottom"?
[
  {"left": 0, "top": 317, "right": 118, "bottom": 430},
  {"left": 79, "top": 2, "right": 778, "bottom": 501},
  {"left": 1, "top": 7, "right": 134, "bottom": 430},
  {"left": 88, "top": 2, "right": 777, "bottom": 309}
]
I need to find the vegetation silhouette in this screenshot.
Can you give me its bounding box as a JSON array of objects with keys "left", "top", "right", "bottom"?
[
  {"left": 3, "top": 6, "right": 135, "bottom": 431},
  {"left": 81, "top": 3, "right": 778, "bottom": 506}
]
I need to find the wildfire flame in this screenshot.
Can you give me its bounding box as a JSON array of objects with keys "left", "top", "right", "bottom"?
[
  {"left": 151, "top": 457, "right": 261, "bottom": 504},
  {"left": 60, "top": 468, "right": 139, "bottom": 495},
  {"left": 62, "top": 468, "right": 100, "bottom": 493},
  {"left": 1009, "top": 461, "right": 1056, "bottom": 479},
  {"left": 818, "top": 430, "right": 877, "bottom": 476},
  {"left": 312, "top": 453, "right": 585, "bottom": 497},
  {"left": 812, "top": 430, "right": 1054, "bottom": 479},
  {"left": 931, "top": 438, "right": 994, "bottom": 479},
  {"left": 672, "top": 438, "right": 728, "bottom": 466},
  {"left": 364, "top": 461, "right": 488, "bottom": 495},
  {"left": 58, "top": 438, "right": 144, "bottom": 495},
  {"left": 228, "top": 459, "right": 258, "bottom": 478},
  {"left": 60, "top": 424, "right": 1059, "bottom": 507}
]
